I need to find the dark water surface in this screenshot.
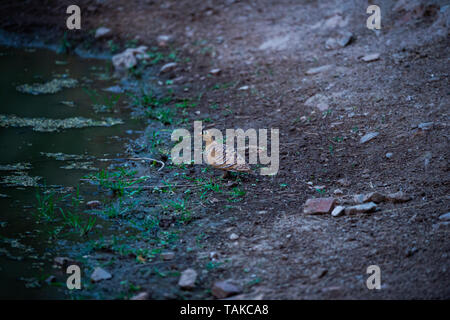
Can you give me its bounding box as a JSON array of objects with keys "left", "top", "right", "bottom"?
[{"left": 0, "top": 46, "right": 144, "bottom": 299}]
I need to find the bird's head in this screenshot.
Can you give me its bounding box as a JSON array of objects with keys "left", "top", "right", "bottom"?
[{"left": 200, "top": 130, "right": 214, "bottom": 143}]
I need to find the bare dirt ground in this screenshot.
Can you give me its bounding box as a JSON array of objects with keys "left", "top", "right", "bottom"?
[{"left": 1, "top": 0, "right": 449, "bottom": 299}]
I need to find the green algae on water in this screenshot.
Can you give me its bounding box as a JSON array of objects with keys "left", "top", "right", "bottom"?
[
  {"left": 16, "top": 78, "right": 78, "bottom": 95},
  {"left": 0, "top": 162, "right": 32, "bottom": 171},
  {"left": 60, "top": 161, "right": 97, "bottom": 171},
  {"left": 0, "top": 114, "right": 123, "bottom": 132},
  {"left": 0, "top": 171, "right": 41, "bottom": 187}
]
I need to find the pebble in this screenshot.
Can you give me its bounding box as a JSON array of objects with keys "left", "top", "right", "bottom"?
[
  {"left": 229, "top": 233, "right": 239, "bottom": 241},
  {"left": 345, "top": 202, "right": 377, "bottom": 215},
  {"left": 333, "top": 189, "right": 344, "bottom": 195},
  {"left": 360, "top": 132, "right": 379, "bottom": 143},
  {"left": 303, "top": 198, "right": 335, "bottom": 215},
  {"left": 209, "top": 68, "right": 222, "bottom": 75},
  {"left": 86, "top": 200, "right": 101, "bottom": 209},
  {"left": 361, "top": 53, "right": 380, "bottom": 62},
  {"left": 439, "top": 212, "right": 450, "bottom": 221},
  {"left": 385, "top": 152, "right": 394, "bottom": 159},
  {"left": 418, "top": 122, "right": 434, "bottom": 130},
  {"left": 211, "top": 280, "right": 243, "bottom": 299},
  {"left": 161, "top": 251, "right": 175, "bottom": 261},
  {"left": 331, "top": 205, "right": 345, "bottom": 217},
  {"left": 157, "top": 35, "right": 172, "bottom": 47},
  {"left": 337, "top": 178, "right": 351, "bottom": 187},
  {"left": 306, "top": 65, "right": 332, "bottom": 75},
  {"left": 160, "top": 62, "right": 177, "bottom": 73},
  {"left": 178, "top": 268, "right": 197, "bottom": 290},
  {"left": 386, "top": 191, "right": 411, "bottom": 203},
  {"left": 90, "top": 267, "right": 112, "bottom": 282},
  {"left": 130, "top": 292, "right": 150, "bottom": 300},
  {"left": 354, "top": 192, "right": 386, "bottom": 204},
  {"left": 95, "top": 27, "right": 111, "bottom": 39}
]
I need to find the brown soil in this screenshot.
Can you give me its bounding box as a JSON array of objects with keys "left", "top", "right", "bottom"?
[{"left": 1, "top": 0, "right": 449, "bottom": 299}]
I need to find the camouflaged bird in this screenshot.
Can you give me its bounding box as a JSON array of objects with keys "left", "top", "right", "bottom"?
[{"left": 201, "top": 130, "right": 251, "bottom": 178}]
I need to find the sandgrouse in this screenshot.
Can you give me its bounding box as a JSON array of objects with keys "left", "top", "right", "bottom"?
[{"left": 201, "top": 130, "right": 251, "bottom": 178}]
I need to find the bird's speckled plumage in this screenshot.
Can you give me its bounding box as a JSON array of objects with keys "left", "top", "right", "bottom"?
[{"left": 202, "top": 131, "right": 251, "bottom": 173}]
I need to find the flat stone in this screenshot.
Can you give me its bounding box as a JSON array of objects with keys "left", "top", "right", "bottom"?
[
  {"left": 212, "top": 280, "right": 243, "bottom": 299},
  {"left": 354, "top": 192, "right": 386, "bottom": 204},
  {"left": 386, "top": 191, "right": 411, "bottom": 203},
  {"left": 178, "top": 268, "right": 197, "bottom": 290},
  {"left": 331, "top": 205, "right": 345, "bottom": 217},
  {"left": 304, "top": 94, "right": 330, "bottom": 111},
  {"left": 160, "top": 62, "right": 177, "bottom": 73},
  {"left": 90, "top": 267, "right": 112, "bottom": 282},
  {"left": 360, "top": 132, "right": 379, "bottom": 143},
  {"left": 439, "top": 212, "right": 450, "bottom": 221},
  {"left": 306, "top": 65, "right": 333, "bottom": 75},
  {"left": 86, "top": 200, "right": 101, "bottom": 209},
  {"left": 333, "top": 189, "right": 344, "bottom": 195},
  {"left": 229, "top": 233, "right": 239, "bottom": 241},
  {"left": 130, "top": 292, "right": 150, "bottom": 300},
  {"left": 157, "top": 35, "right": 173, "bottom": 47},
  {"left": 53, "top": 257, "right": 78, "bottom": 269},
  {"left": 303, "top": 198, "right": 335, "bottom": 215},
  {"left": 385, "top": 152, "right": 394, "bottom": 159},
  {"left": 433, "top": 221, "right": 450, "bottom": 231},
  {"left": 361, "top": 53, "right": 380, "bottom": 62},
  {"left": 209, "top": 68, "right": 222, "bottom": 75},
  {"left": 418, "top": 122, "right": 434, "bottom": 130},
  {"left": 337, "top": 178, "right": 351, "bottom": 187},
  {"left": 345, "top": 202, "right": 377, "bottom": 215},
  {"left": 95, "top": 27, "right": 111, "bottom": 39},
  {"left": 161, "top": 251, "right": 175, "bottom": 261}
]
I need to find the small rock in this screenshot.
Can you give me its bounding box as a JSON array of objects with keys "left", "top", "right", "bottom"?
[
  {"left": 45, "top": 275, "right": 57, "bottom": 284},
  {"left": 354, "top": 192, "right": 386, "bottom": 204},
  {"left": 303, "top": 198, "right": 335, "bottom": 215},
  {"left": 360, "top": 132, "right": 379, "bottom": 143},
  {"left": 130, "top": 292, "right": 150, "bottom": 300},
  {"left": 161, "top": 251, "right": 175, "bottom": 261},
  {"left": 86, "top": 200, "right": 101, "bottom": 209},
  {"left": 333, "top": 189, "right": 344, "bottom": 195},
  {"left": 209, "top": 68, "right": 221, "bottom": 75},
  {"left": 331, "top": 205, "right": 345, "bottom": 217},
  {"left": 433, "top": 221, "right": 450, "bottom": 231},
  {"left": 103, "top": 85, "right": 124, "bottom": 94},
  {"left": 304, "top": 94, "right": 330, "bottom": 111},
  {"left": 178, "top": 268, "right": 197, "bottom": 290},
  {"left": 160, "top": 62, "right": 177, "bottom": 73},
  {"left": 361, "top": 53, "right": 380, "bottom": 62},
  {"left": 386, "top": 191, "right": 411, "bottom": 203},
  {"left": 405, "top": 247, "right": 418, "bottom": 257},
  {"left": 90, "top": 267, "right": 112, "bottom": 282},
  {"left": 385, "top": 152, "right": 394, "bottom": 159},
  {"left": 418, "top": 122, "right": 434, "bottom": 130},
  {"left": 337, "top": 178, "right": 351, "bottom": 187},
  {"left": 439, "top": 212, "right": 450, "bottom": 221},
  {"left": 229, "top": 233, "right": 239, "bottom": 241},
  {"left": 312, "top": 268, "right": 328, "bottom": 279},
  {"left": 238, "top": 85, "right": 249, "bottom": 90},
  {"left": 212, "top": 280, "right": 243, "bottom": 299},
  {"left": 53, "top": 257, "right": 78, "bottom": 269},
  {"left": 157, "top": 35, "right": 172, "bottom": 47},
  {"left": 95, "top": 27, "right": 111, "bottom": 39},
  {"left": 209, "top": 251, "right": 219, "bottom": 260},
  {"left": 337, "top": 31, "right": 354, "bottom": 47},
  {"left": 345, "top": 202, "right": 377, "bottom": 215},
  {"left": 306, "top": 65, "right": 332, "bottom": 75}
]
